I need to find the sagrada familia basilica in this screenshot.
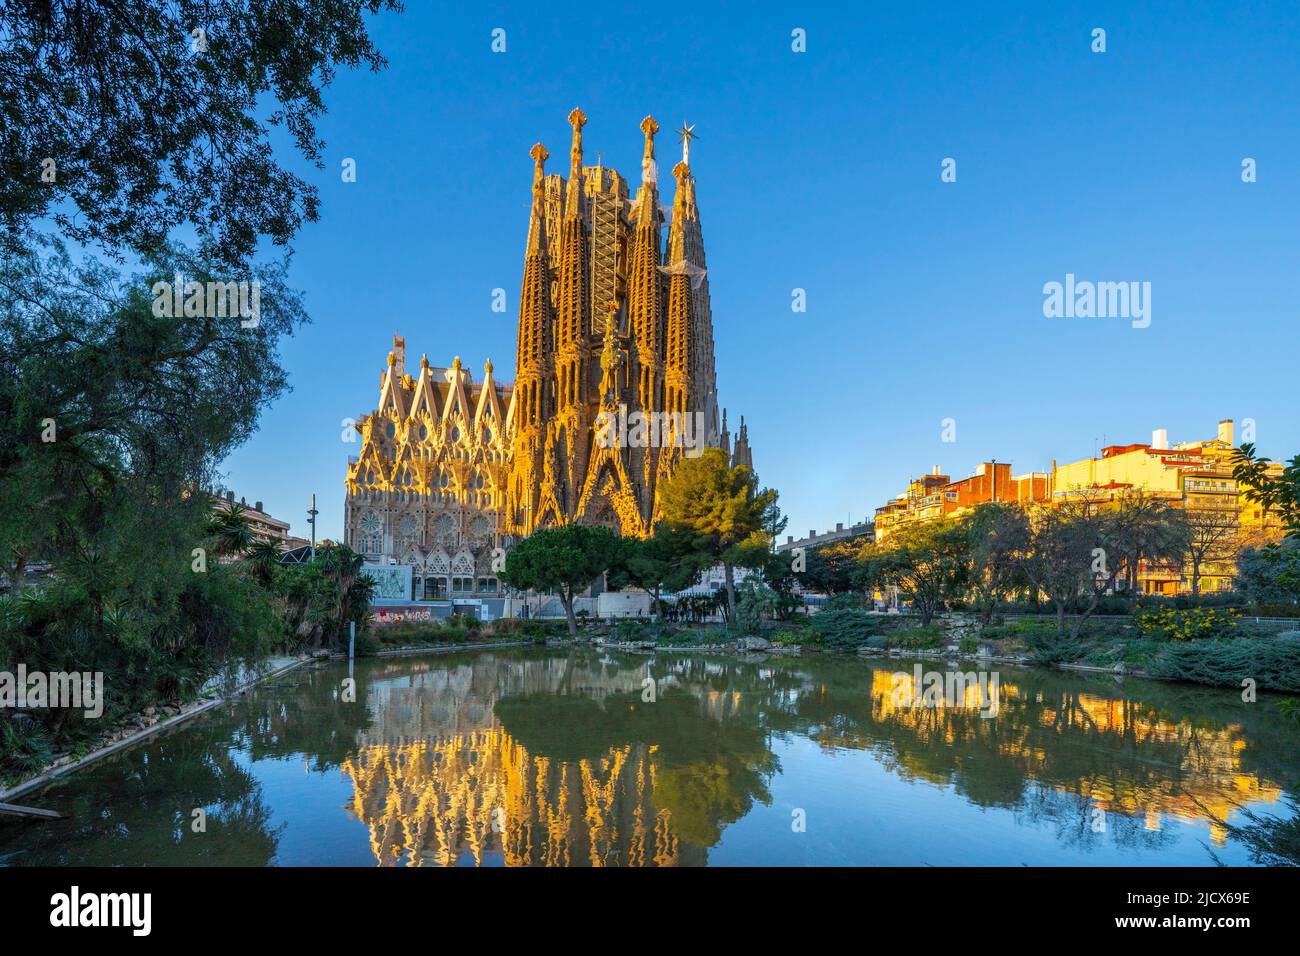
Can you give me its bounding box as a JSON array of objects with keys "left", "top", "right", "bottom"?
[{"left": 344, "top": 110, "right": 753, "bottom": 598}]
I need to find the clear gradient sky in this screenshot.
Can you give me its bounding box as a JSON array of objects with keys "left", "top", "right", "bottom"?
[{"left": 220, "top": 0, "right": 1300, "bottom": 542}]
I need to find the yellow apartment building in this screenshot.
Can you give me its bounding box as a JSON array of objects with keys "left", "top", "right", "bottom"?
[
  {"left": 1051, "top": 419, "right": 1283, "bottom": 594},
  {"left": 870, "top": 419, "right": 1285, "bottom": 596}
]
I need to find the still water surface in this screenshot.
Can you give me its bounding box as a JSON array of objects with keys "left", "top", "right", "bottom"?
[{"left": 2, "top": 647, "right": 1297, "bottom": 866}]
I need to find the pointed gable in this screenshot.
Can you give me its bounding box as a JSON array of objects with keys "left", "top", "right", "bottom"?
[
  {"left": 377, "top": 359, "right": 408, "bottom": 420},
  {"left": 409, "top": 355, "right": 442, "bottom": 421},
  {"left": 441, "top": 357, "right": 472, "bottom": 435}
]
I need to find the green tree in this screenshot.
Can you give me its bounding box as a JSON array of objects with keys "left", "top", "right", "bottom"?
[
  {"left": 1234, "top": 443, "right": 1300, "bottom": 538},
  {"left": 0, "top": 239, "right": 305, "bottom": 576},
  {"left": 655, "top": 448, "right": 784, "bottom": 626},
  {"left": 963, "top": 503, "right": 1031, "bottom": 622},
  {"left": 1, "top": 0, "right": 402, "bottom": 267},
  {"left": 735, "top": 578, "right": 780, "bottom": 634},
  {"left": 613, "top": 529, "right": 701, "bottom": 611},
  {"left": 757, "top": 548, "right": 806, "bottom": 620},
  {"left": 1178, "top": 507, "right": 1240, "bottom": 599},
  {"left": 797, "top": 536, "right": 868, "bottom": 596},
  {"left": 860, "top": 519, "right": 968, "bottom": 626},
  {"left": 501, "top": 524, "right": 623, "bottom": 635},
  {"left": 244, "top": 538, "right": 286, "bottom": 589},
  {"left": 1107, "top": 491, "right": 1190, "bottom": 603},
  {"left": 1017, "top": 496, "right": 1134, "bottom": 640},
  {"left": 1235, "top": 540, "right": 1300, "bottom": 607},
  {"left": 208, "top": 502, "right": 255, "bottom": 558}
]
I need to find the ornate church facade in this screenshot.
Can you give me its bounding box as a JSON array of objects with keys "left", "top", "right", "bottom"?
[{"left": 343, "top": 110, "right": 753, "bottom": 598}]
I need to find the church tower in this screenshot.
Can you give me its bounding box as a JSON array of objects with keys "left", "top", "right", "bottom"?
[
  {"left": 665, "top": 125, "right": 719, "bottom": 447},
  {"left": 510, "top": 143, "right": 557, "bottom": 533},
  {"left": 654, "top": 158, "right": 701, "bottom": 503},
  {"left": 346, "top": 110, "right": 756, "bottom": 572},
  {"left": 537, "top": 109, "right": 595, "bottom": 526},
  {"left": 625, "top": 116, "right": 667, "bottom": 517}
]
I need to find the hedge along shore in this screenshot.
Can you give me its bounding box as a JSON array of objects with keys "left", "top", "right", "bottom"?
[
  {"left": 363, "top": 638, "right": 540, "bottom": 658},
  {"left": 0, "top": 655, "right": 311, "bottom": 805}
]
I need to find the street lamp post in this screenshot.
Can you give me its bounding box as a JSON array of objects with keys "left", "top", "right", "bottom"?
[{"left": 307, "top": 494, "right": 319, "bottom": 560}]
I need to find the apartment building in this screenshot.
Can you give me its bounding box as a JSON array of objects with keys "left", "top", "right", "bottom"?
[{"left": 866, "top": 419, "right": 1284, "bottom": 595}]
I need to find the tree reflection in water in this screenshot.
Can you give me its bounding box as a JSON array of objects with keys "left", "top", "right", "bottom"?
[{"left": 1, "top": 648, "right": 1296, "bottom": 866}]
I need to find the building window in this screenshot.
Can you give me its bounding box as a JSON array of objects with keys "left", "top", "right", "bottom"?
[
  {"left": 452, "top": 576, "right": 473, "bottom": 593},
  {"left": 477, "top": 577, "right": 498, "bottom": 593}
]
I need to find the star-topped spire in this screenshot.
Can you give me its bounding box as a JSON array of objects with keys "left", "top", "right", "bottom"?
[{"left": 675, "top": 121, "right": 698, "bottom": 166}]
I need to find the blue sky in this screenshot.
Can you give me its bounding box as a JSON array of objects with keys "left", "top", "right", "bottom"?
[{"left": 220, "top": 0, "right": 1300, "bottom": 541}]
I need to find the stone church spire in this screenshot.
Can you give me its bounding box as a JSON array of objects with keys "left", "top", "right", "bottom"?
[
  {"left": 665, "top": 160, "right": 699, "bottom": 415},
  {"left": 656, "top": 159, "right": 701, "bottom": 494},
  {"left": 626, "top": 117, "right": 666, "bottom": 512},
  {"left": 733, "top": 415, "right": 753, "bottom": 469},
  {"left": 516, "top": 142, "right": 555, "bottom": 427},
  {"left": 508, "top": 142, "right": 558, "bottom": 533},
  {"left": 664, "top": 134, "right": 719, "bottom": 447},
  {"left": 554, "top": 108, "right": 592, "bottom": 408}
]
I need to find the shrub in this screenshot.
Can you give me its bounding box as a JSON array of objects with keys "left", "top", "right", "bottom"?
[
  {"left": 1135, "top": 605, "right": 1238, "bottom": 641},
  {"left": 824, "top": 592, "right": 866, "bottom": 611},
  {"left": 1146, "top": 636, "right": 1300, "bottom": 692},
  {"left": 958, "top": 635, "right": 979, "bottom": 654},
  {"left": 352, "top": 628, "right": 381, "bottom": 657},
  {"left": 770, "top": 628, "right": 809, "bottom": 646},
  {"left": 889, "top": 626, "right": 943, "bottom": 650},
  {"left": 809, "top": 609, "right": 880, "bottom": 649},
  {"left": 614, "top": 619, "right": 648, "bottom": 642},
  {"left": 1252, "top": 603, "right": 1300, "bottom": 618},
  {"left": 1121, "top": 638, "right": 1164, "bottom": 670},
  {"left": 520, "top": 621, "right": 548, "bottom": 643},
  {"left": 863, "top": 635, "right": 888, "bottom": 651},
  {"left": 1031, "top": 636, "right": 1087, "bottom": 664},
  {"left": 982, "top": 619, "right": 1057, "bottom": 644},
  {"left": 1, "top": 716, "right": 54, "bottom": 787},
  {"left": 657, "top": 628, "right": 708, "bottom": 647}
]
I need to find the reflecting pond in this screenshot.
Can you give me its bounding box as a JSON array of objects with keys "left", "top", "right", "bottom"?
[{"left": 2, "top": 647, "right": 1298, "bottom": 866}]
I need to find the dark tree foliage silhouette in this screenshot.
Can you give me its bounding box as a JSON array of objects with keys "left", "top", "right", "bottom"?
[{"left": 1, "top": 0, "right": 403, "bottom": 266}]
